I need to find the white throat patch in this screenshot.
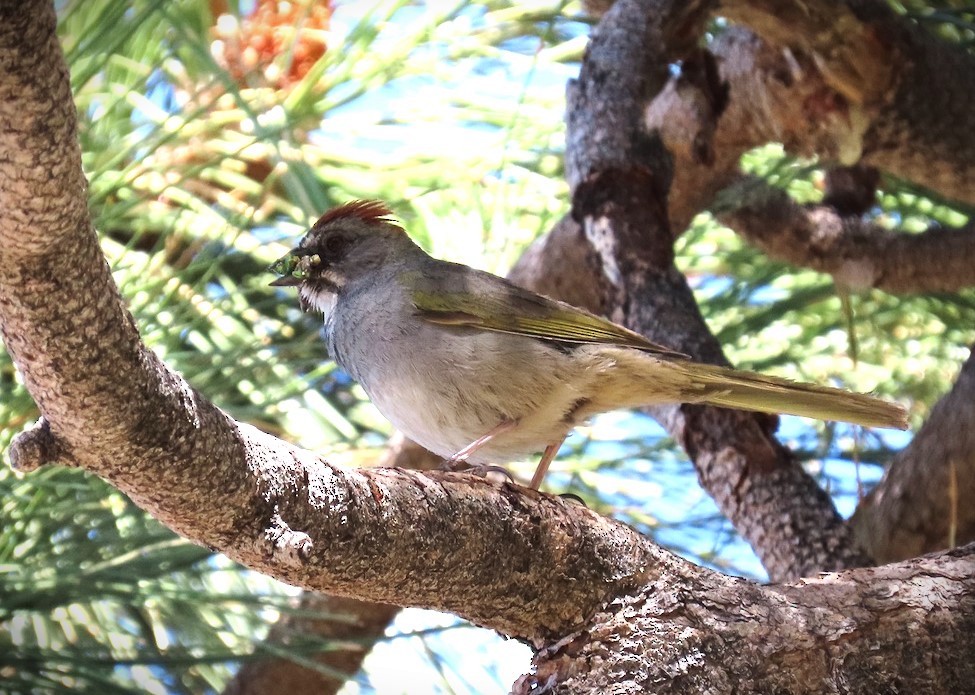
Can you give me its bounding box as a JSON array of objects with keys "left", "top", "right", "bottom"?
[{"left": 299, "top": 284, "right": 338, "bottom": 319}]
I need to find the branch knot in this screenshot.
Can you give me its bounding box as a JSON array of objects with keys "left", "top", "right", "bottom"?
[
  {"left": 262, "top": 510, "right": 314, "bottom": 567},
  {"left": 8, "top": 417, "right": 68, "bottom": 472}
]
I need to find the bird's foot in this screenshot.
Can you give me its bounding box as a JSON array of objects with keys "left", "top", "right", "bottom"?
[
  {"left": 468, "top": 463, "right": 516, "bottom": 484},
  {"left": 441, "top": 458, "right": 515, "bottom": 484},
  {"left": 440, "top": 452, "right": 471, "bottom": 472},
  {"left": 441, "top": 419, "right": 519, "bottom": 470}
]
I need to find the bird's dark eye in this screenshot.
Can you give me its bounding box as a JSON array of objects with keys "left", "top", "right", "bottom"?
[{"left": 323, "top": 234, "right": 348, "bottom": 257}]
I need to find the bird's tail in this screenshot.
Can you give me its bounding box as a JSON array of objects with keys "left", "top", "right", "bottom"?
[
  {"left": 604, "top": 350, "right": 909, "bottom": 430},
  {"left": 668, "top": 360, "right": 908, "bottom": 429}
]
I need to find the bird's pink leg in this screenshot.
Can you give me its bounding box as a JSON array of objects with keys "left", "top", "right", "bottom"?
[
  {"left": 447, "top": 419, "right": 518, "bottom": 464},
  {"left": 444, "top": 422, "right": 566, "bottom": 489},
  {"left": 529, "top": 436, "right": 567, "bottom": 490},
  {"left": 443, "top": 419, "right": 520, "bottom": 480}
]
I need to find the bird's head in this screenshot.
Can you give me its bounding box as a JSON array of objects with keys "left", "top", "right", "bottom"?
[{"left": 269, "top": 200, "right": 414, "bottom": 312}]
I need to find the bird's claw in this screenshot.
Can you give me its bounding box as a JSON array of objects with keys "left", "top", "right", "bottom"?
[
  {"left": 441, "top": 459, "right": 515, "bottom": 484},
  {"left": 558, "top": 492, "right": 588, "bottom": 507}
]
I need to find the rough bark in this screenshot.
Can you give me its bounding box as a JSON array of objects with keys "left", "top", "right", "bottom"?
[
  {"left": 0, "top": 0, "right": 663, "bottom": 645},
  {"left": 720, "top": 0, "right": 896, "bottom": 114},
  {"left": 591, "top": 1, "right": 975, "bottom": 216},
  {"left": 720, "top": 180, "right": 975, "bottom": 294},
  {"left": 222, "top": 437, "right": 436, "bottom": 695},
  {"left": 518, "top": 543, "right": 975, "bottom": 694},
  {"left": 563, "top": 0, "right": 869, "bottom": 582},
  {"left": 719, "top": 0, "right": 975, "bottom": 206},
  {"left": 646, "top": 26, "right": 851, "bottom": 234},
  {"left": 852, "top": 348, "right": 975, "bottom": 564},
  {"left": 644, "top": 3, "right": 975, "bottom": 235}
]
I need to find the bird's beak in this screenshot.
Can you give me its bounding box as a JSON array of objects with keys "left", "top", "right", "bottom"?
[{"left": 269, "top": 275, "right": 302, "bottom": 287}]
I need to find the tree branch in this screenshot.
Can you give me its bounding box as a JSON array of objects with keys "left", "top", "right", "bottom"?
[
  {"left": 718, "top": 179, "right": 975, "bottom": 293},
  {"left": 0, "top": 0, "right": 665, "bottom": 645},
  {"left": 720, "top": 0, "right": 975, "bottom": 207},
  {"left": 853, "top": 347, "right": 975, "bottom": 563},
  {"left": 645, "top": 26, "right": 842, "bottom": 234},
  {"left": 222, "top": 436, "right": 437, "bottom": 695},
  {"left": 561, "top": 0, "right": 869, "bottom": 581},
  {"left": 519, "top": 542, "right": 975, "bottom": 694}
]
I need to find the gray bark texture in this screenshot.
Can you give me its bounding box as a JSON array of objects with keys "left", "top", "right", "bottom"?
[
  {"left": 517, "top": 544, "right": 975, "bottom": 694},
  {"left": 720, "top": 181, "right": 975, "bottom": 294},
  {"left": 222, "top": 436, "right": 435, "bottom": 695}
]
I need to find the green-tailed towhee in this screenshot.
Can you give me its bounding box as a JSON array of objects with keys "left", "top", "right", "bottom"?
[{"left": 270, "top": 200, "right": 907, "bottom": 489}]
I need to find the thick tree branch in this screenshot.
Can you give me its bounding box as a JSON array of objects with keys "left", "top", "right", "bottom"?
[
  {"left": 719, "top": 180, "right": 975, "bottom": 293},
  {"left": 646, "top": 26, "right": 857, "bottom": 234},
  {"left": 721, "top": 0, "right": 896, "bottom": 110},
  {"left": 0, "top": 0, "right": 666, "bottom": 645},
  {"left": 720, "top": 0, "right": 975, "bottom": 207},
  {"left": 222, "top": 436, "right": 437, "bottom": 695},
  {"left": 7, "top": 419, "right": 664, "bottom": 645},
  {"left": 853, "top": 347, "right": 975, "bottom": 563},
  {"left": 520, "top": 543, "right": 975, "bottom": 694},
  {"left": 560, "top": 0, "right": 869, "bottom": 581},
  {"left": 648, "top": 4, "right": 975, "bottom": 246}
]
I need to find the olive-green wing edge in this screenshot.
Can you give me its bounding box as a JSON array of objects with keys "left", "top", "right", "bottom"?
[{"left": 408, "top": 271, "right": 687, "bottom": 359}]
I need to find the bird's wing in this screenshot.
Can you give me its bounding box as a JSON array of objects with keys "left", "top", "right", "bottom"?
[{"left": 405, "top": 264, "right": 687, "bottom": 358}]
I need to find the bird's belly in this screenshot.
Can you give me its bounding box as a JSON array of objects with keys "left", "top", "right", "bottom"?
[{"left": 358, "top": 331, "right": 592, "bottom": 463}]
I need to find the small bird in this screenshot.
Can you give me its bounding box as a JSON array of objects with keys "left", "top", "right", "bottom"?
[{"left": 270, "top": 200, "right": 908, "bottom": 489}]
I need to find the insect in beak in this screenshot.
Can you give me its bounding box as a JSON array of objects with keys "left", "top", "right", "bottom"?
[{"left": 268, "top": 252, "right": 321, "bottom": 286}]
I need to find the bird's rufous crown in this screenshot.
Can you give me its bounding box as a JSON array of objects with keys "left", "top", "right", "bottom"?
[{"left": 315, "top": 200, "right": 398, "bottom": 228}]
